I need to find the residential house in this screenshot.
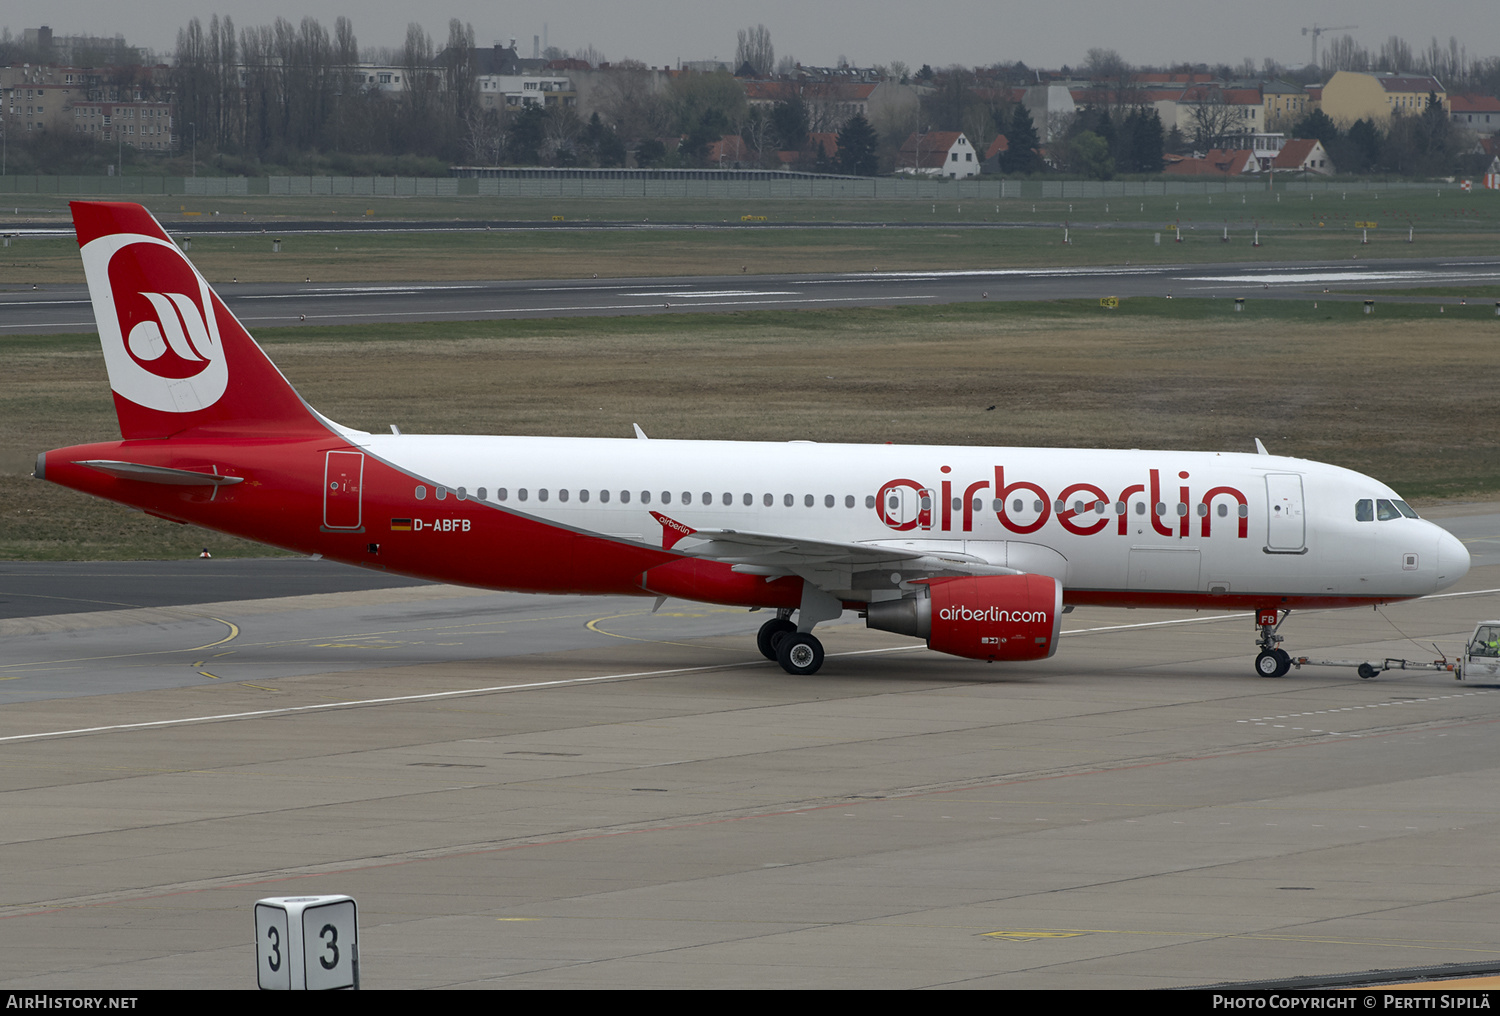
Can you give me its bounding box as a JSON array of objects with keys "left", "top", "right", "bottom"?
[
  {"left": 1271, "top": 138, "right": 1334, "bottom": 175},
  {"left": 897, "top": 131, "right": 979, "bottom": 178},
  {"left": 1162, "top": 148, "right": 1256, "bottom": 176},
  {"left": 981, "top": 133, "right": 1009, "bottom": 173},
  {"left": 1450, "top": 94, "right": 1500, "bottom": 133}
]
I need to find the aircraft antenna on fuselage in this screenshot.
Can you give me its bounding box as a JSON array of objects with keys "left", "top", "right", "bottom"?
[{"left": 1254, "top": 438, "right": 1269, "bottom": 455}]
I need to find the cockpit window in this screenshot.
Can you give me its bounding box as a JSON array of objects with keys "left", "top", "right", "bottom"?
[
  {"left": 1394, "top": 500, "right": 1420, "bottom": 519},
  {"left": 1355, "top": 499, "right": 1373, "bottom": 522},
  {"left": 1376, "top": 498, "right": 1402, "bottom": 521}
]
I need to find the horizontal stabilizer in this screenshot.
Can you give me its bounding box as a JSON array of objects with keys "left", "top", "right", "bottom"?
[{"left": 76, "top": 459, "right": 245, "bottom": 486}]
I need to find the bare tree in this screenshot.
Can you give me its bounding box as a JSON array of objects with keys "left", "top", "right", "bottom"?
[
  {"left": 594, "top": 60, "right": 674, "bottom": 146},
  {"left": 1378, "top": 36, "right": 1415, "bottom": 72},
  {"left": 1084, "top": 47, "right": 1137, "bottom": 116},
  {"left": 735, "top": 24, "right": 774, "bottom": 77},
  {"left": 1187, "top": 91, "right": 1241, "bottom": 150},
  {"left": 1323, "top": 35, "right": 1371, "bottom": 72},
  {"left": 443, "top": 19, "right": 479, "bottom": 130}
]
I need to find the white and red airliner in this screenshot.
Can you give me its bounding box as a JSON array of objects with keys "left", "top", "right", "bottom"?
[{"left": 36, "top": 201, "right": 1471, "bottom": 676}]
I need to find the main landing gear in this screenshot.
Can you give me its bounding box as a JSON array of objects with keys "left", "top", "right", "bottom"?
[
  {"left": 757, "top": 610, "right": 827, "bottom": 676},
  {"left": 1254, "top": 608, "right": 1292, "bottom": 677}
]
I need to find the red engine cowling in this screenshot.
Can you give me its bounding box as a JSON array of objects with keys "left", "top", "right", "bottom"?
[{"left": 866, "top": 574, "right": 1063, "bottom": 662}]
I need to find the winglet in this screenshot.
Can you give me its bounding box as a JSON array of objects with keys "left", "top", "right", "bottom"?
[
  {"left": 650, "top": 510, "right": 696, "bottom": 550},
  {"left": 1254, "top": 438, "right": 1269, "bottom": 456}
]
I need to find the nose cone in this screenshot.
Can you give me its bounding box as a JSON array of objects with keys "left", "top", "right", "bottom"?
[{"left": 1435, "top": 526, "right": 1471, "bottom": 591}]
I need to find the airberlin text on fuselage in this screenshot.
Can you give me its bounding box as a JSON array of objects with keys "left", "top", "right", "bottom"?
[{"left": 877, "top": 466, "right": 1251, "bottom": 539}]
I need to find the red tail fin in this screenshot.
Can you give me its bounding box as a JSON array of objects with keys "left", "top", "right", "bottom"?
[{"left": 73, "top": 201, "right": 327, "bottom": 441}]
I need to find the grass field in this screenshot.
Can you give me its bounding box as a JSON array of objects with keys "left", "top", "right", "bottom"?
[
  {"left": 3, "top": 187, "right": 1494, "bottom": 226},
  {"left": 5, "top": 296, "right": 1498, "bottom": 560},
  {"left": 4, "top": 218, "right": 1497, "bottom": 287},
  {"left": 4, "top": 189, "right": 1492, "bottom": 284}
]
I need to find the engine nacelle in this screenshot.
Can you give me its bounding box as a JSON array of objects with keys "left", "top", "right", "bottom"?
[{"left": 865, "top": 574, "right": 1063, "bottom": 662}]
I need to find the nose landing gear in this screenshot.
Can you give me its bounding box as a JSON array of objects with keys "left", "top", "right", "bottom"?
[{"left": 1254, "top": 608, "right": 1292, "bottom": 677}]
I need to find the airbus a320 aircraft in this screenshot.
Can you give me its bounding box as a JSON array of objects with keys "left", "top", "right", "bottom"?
[{"left": 36, "top": 202, "right": 1471, "bottom": 677}]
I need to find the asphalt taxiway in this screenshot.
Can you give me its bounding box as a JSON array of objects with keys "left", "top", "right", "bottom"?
[
  {"left": 5, "top": 256, "right": 1500, "bottom": 334},
  {"left": 3, "top": 510, "right": 1500, "bottom": 987}
]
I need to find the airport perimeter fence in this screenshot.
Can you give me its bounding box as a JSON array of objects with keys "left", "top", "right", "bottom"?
[{"left": 0, "top": 173, "right": 1454, "bottom": 202}]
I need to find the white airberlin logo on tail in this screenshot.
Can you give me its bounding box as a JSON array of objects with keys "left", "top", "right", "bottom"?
[
  {"left": 80, "top": 232, "right": 229, "bottom": 413},
  {"left": 128, "top": 292, "right": 216, "bottom": 364}
]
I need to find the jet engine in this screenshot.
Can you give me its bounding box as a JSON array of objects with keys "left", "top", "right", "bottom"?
[{"left": 865, "top": 574, "right": 1063, "bottom": 662}]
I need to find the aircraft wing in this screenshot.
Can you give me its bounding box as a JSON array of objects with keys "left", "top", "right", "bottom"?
[{"left": 668, "top": 525, "right": 1020, "bottom": 594}]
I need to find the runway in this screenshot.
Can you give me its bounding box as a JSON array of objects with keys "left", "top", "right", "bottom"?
[
  {"left": 5, "top": 255, "right": 1500, "bottom": 334},
  {"left": 4, "top": 510, "right": 1500, "bottom": 987}
]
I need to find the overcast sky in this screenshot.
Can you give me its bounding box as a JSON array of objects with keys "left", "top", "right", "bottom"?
[{"left": 6, "top": 1, "right": 1498, "bottom": 71}]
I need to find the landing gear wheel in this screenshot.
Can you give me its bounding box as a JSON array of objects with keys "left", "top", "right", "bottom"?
[
  {"left": 757, "top": 618, "right": 798, "bottom": 661},
  {"left": 776, "top": 632, "right": 825, "bottom": 676},
  {"left": 1256, "top": 650, "right": 1291, "bottom": 678},
  {"left": 1357, "top": 663, "right": 1379, "bottom": 680}
]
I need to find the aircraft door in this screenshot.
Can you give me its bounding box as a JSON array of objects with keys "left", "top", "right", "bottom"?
[
  {"left": 1264, "top": 473, "right": 1305, "bottom": 552},
  {"left": 877, "top": 482, "right": 935, "bottom": 531},
  {"left": 323, "top": 450, "right": 365, "bottom": 530}
]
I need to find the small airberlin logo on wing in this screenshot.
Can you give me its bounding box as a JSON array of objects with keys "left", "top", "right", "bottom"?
[{"left": 80, "top": 232, "right": 229, "bottom": 413}]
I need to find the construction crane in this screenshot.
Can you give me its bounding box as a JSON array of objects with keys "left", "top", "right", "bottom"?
[{"left": 1302, "top": 24, "right": 1358, "bottom": 68}]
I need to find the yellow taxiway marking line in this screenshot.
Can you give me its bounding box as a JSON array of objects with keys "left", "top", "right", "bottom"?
[
  {"left": 586, "top": 609, "right": 751, "bottom": 652},
  {"left": 0, "top": 616, "right": 240, "bottom": 671}
]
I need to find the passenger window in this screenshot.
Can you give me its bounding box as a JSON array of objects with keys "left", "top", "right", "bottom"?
[
  {"left": 558, "top": 489, "right": 569, "bottom": 502},
  {"left": 1356, "top": 499, "right": 1373, "bottom": 521},
  {"left": 786, "top": 494, "right": 794, "bottom": 507},
  {"left": 641, "top": 491, "right": 651, "bottom": 504},
  {"left": 497, "top": 488, "right": 508, "bottom": 501},
  {"left": 477, "top": 487, "right": 486, "bottom": 500},
  {"left": 866, "top": 495, "right": 876, "bottom": 509},
  {"left": 436, "top": 486, "right": 447, "bottom": 500},
  {"left": 415, "top": 485, "right": 426, "bottom": 500},
  {"left": 661, "top": 491, "right": 672, "bottom": 504},
  {"left": 518, "top": 489, "right": 528, "bottom": 501},
  {"left": 764, "top": 493, "right": 774, "bottom": 507},
  {"left": 722, "top": 492, "right": 732, "bottom": 506},
  {"left": 701, "top": 492, "right": 712, "bottom": 505},
  {"left": 743, "top": 493, "right": 753, "bottom": 506},
  {"left": 600, "top": 489, "right": 610, "bottom": 503},
  {"left": 805, "top": 494, "right": 814, "bottom": 507},
  {"left": 847, "top": 495, "right": 857, "bottom": 508},
  {"left": 621, "top": 490, "right": 631, "bottom": 504},
  {"left": 538, "top": 489, "right": 549, "bottom": 502},
  {"left": 682, "top": 492, "right": 691, "bottom": 505},
  {"left": 457, "top": 486, "right": 467, "bottom": 500},
  {"left": 824, "top": 495, "right": 834, "bottom": 508},
  {"left": 579, "top": 489, "right": 590, "bottom": 503}
]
